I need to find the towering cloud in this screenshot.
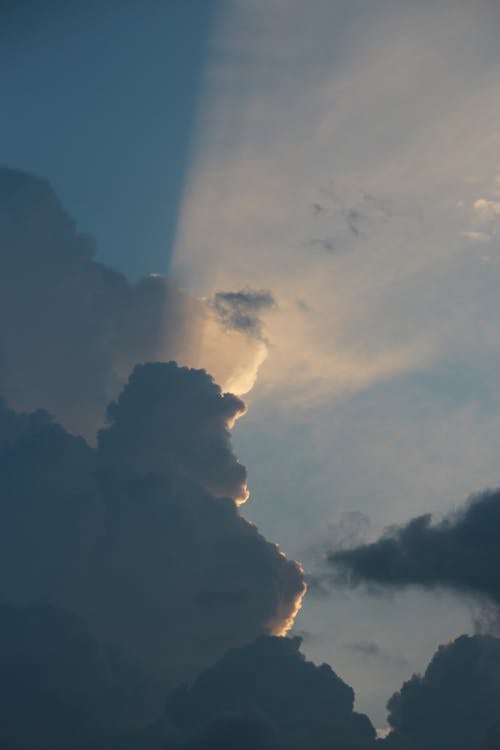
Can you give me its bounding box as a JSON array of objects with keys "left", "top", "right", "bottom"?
[
  {"left": 0, "top": 363, "right": 305, "bottom": 698},
  {"left": 329, "top": 489, "right": 500, "bottom": 612},
  {"left": 0, "top": 167, "right": 266, "bottom": 440},
  {"left": 381, "top": 634, "right": 500, "bottom": 750}
]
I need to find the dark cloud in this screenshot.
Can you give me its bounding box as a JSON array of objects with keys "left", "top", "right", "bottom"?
[
  {"left": 0, "top": 363, "right": 305, "bottom": 707},
  {"left": 0, "top": 603, "right": 155, "bottom": 749},
  {"left": 329, "top": 489, "right": 500, "bottom": 612},
  {"left": 479, "top": 719, "right": 500, "bottom": 750},
  {"left": 212, "top": 288, "right": 275, "bottom": 339},
  {"left": 0, "top": 607, "right": 377, "bottom": 750},
  {"left": 0, "top": 166, "right": 192, "bottom": 440},
  {"left": 98, "top": 361, "right": 248, "bottom": 502},
  {"left": 166, "top": 635, "right": 376, "bottom": 749},
  {"left": 381, "top": 635, "right": 500, "bottom": 750}
]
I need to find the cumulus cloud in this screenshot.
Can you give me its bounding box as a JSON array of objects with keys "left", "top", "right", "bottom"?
[
  {"left": 381, "top": 634, "right": 500, "bottom": 750},
  {"left": 0, "top": 363, "right": 305, "bottom": 704},
  {"left": 328, "top": 489, "right": 500, "bottom": 613},
  {"left": 166, "top": 635, "right": 376, "bottom": 748},
  {"left": 0, "top": 167, "right": 266, "bottom": 439}
]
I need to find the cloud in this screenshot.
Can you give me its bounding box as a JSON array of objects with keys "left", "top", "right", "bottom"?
[
  {"left": 0, "top": 363, "right": 305, "bottom": 704},
  {"left": 98, "top": 361, "right": 249, "bottom": 503},
  {"left": 0, "top": 167, "right": 266, "bottom": 439},
  {"left": 381, "top": 634, "right": 500, "bottom": 750},
  {"left": 212, "top": 288, "right": 275, "bottom": 339},
  {"left": 166, "top": 635, "right": 376, "bottom": 748},
  {"left": 328, "top": 489, "right": 500, "bottom": 613},
  {"left": 0, "top": 603, "right": 152, "bottom": 747}
]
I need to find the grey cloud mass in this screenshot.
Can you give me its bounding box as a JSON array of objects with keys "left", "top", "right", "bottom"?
[
  {"left": 329, "top": 489, "right": 500, "bottom": 612},
  {"left": 212, "top": 288, "right": 275, "bottom": 339},
  {"left": 167, "top": 635, "right": 376, "bottom": 749},
  {"left": 382, "top": 635, "right": 500, "bottom": 750},
  {"left": 0, "top": 167, "right": 192, "bottom": 439},
  {"left": 0, "top": 363, "right": 305, "bottom": 705},
  {"left": 0, "top": 603, "right": 150, "bottom": 748}
]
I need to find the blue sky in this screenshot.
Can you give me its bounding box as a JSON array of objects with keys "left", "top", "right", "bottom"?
[{"left": 0, "top": 0, "right": 217, "bottom": 278}]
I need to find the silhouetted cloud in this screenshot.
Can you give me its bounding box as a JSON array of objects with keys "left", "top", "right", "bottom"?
[
  {"left": 0, "top": 363, "right": 305, "bottom": 706},
  {"left": 381, "top": 634, "right": 500, "bottom": 750},
  {"left": 0, "top": 167, "right": 266, "bottom": 439},
  {"left": 212, "top": 288, "right": 275, "bottom": 339},
  {"left": 0, "top": 603, "right": 153, "bottom": 749},
  {"left": 0, "top": 166, "right": 190, "bottom": 439},
  {"left": 329, "top": 489, "right": 500, "bottom": 612},
  {"left": 166, "top": 635, "right": 376, "bottom": 749}
]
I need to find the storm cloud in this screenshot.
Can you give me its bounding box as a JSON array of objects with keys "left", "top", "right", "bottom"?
[
  {"left": 167, "top": 635, "right": 376, "bottom": 749},
  {"left": 329, "top": 489, "right": 500, "bottom": 612},
  {"left": 0, "top": 363, "right": 305, "bottom": 704},
  {"left": 381, "top": 634, "right": 500, "bottom": 750}
]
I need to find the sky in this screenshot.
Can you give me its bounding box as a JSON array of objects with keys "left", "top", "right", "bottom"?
[
  {"left": 1, "top": 2, "right": 500, "bottom": 749},
  {"left": 0, "top": 0, "right": 217, "bottom": 277}
]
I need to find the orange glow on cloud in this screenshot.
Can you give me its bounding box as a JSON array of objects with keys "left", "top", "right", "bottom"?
[{"left": 267, "top": 557, "right": 307, "bottom": 636}]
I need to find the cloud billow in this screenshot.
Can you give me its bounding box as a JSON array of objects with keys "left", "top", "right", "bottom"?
[
  {"left": 167, "top": 635, "right": 376, "bottom": 749},
  {"left": 381, "top": 634, "right": 500, "bottom": 750},
  {"left": 0, "top": 363, "right": 305, "bottom": 701}
]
